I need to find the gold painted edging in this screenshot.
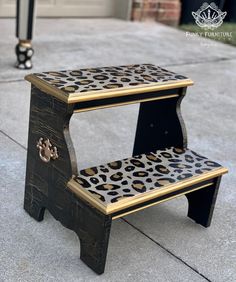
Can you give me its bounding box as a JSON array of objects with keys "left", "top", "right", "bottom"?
[
  {"left": 25, "top": 75, "right": 70, "bottom": 103},
  {"left": 67, "top": 179, "right": 107, "bottom": 213},
  {"left": 19, "top": 40, "right": 32, "bottom": 48},
  {"left": 74, "top": 94, "right": 179, "bottom": 113},
  {"left": 112, "top": 182, "right": 213, "bottom": 220},
  {"left": 68, "top": 79, "right": 194, "bottom": 103},
  {"left": 25, "top": 74, "right": 193, "bottom": 104},
  {"left": 67, "top": 167, "right": 228, "bottom": 215}
]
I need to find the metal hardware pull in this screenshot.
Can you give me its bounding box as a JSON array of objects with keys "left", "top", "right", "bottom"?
[{"left": 36, "top": 137, "right": 58, "bottom": 163}]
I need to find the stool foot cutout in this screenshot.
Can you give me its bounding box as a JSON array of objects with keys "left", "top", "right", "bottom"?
[
  {"left": 15, "top": 40, "right": 34, "bottom": 69},
  {"left": 186, "top": 177, "right": 222, "bottom": 227}
]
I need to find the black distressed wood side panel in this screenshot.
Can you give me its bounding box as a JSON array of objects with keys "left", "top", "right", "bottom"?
[
  {"left": 132, "top": 87, "right": 187, "bottom": 156},
  {"left": 24, "top": 85, "right": 77, "bottom": 228},
  {"left": 24, "top": 86, "right": 112, "bottom": 274}
]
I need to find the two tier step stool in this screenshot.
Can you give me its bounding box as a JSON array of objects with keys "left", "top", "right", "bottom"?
[{"left": 24, "top": 64, "right": 228, "bottom": 274}]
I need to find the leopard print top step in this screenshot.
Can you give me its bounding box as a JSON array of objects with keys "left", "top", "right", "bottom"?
[
  {"left": 72, "top": 147, "right": 222, "bottom": 207},
  {"left": 26, "top": 64, "right": 192, "bottom": 103}
]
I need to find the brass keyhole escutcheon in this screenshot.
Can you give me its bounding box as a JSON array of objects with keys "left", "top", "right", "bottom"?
[{"left": 36, "top": 137, "right": 58, "bottom": 163}]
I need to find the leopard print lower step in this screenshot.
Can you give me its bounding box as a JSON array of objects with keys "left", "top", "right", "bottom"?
[{"left": 72, "top": 147, "right": 222, "bottom": 207}]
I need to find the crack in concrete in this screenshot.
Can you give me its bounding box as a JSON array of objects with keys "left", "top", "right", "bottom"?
[
  {"left": 0, "top": 78, "right": 25, "bottom": 84},
  {"left": 0, "top": 130, "right": 27, "bottom": 151},
  {"left": 122, "top": 218, "right": 212, "bottom": 282},
  {"left": 0, "top": 57, "right": 236, "bottom": 84},
  {"left": 161, "top": 57, "right": 236, "bottom": 68}
]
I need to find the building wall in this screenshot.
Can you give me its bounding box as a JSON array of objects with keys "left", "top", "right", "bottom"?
[
  {"left": 0, "top": 0, "right": 180, "bottom": 26},
  {"left": 132, "top": 0, "right": 181, "bottom": 26},
  {"left": 0, "top": 0, "right": 129, "bottom": 18}
]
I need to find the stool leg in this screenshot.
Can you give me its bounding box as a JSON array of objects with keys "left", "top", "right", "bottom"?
[
  {"left": 15, "top": 40, "right": 34, "bottom": 69},
  {"left": 186, "top": 177, "right": 222, "bottom": 227},
  {"left": 74, "top": 201, "right": 112, "bottom": 274},
  {"left": 16, "top": 0, "right": 36, "bottom": 69}
]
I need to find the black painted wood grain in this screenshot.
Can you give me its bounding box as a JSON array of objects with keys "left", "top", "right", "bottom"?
[
  {"left": 132, "top": 87, "right": 187, "bottom": 156},
  {"left": 24, "top": 86, "right": 112, "bottom": 273}
]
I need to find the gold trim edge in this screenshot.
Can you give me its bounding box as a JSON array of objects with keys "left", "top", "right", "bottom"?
[
  {"left": 67, "top": 167, "right": 228, "bottom": 215},
  {"left": 68, "top": 79, "right": 194, "bottom": 103},
  {"left": 25, "top": 74, "right": 70, "bottom": 103},
  {"left": 25, "top": 74, "right": 194, "bottom": 104},
  {"left": 112, "top": 182, "right": 214, "bottom": 220}
]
